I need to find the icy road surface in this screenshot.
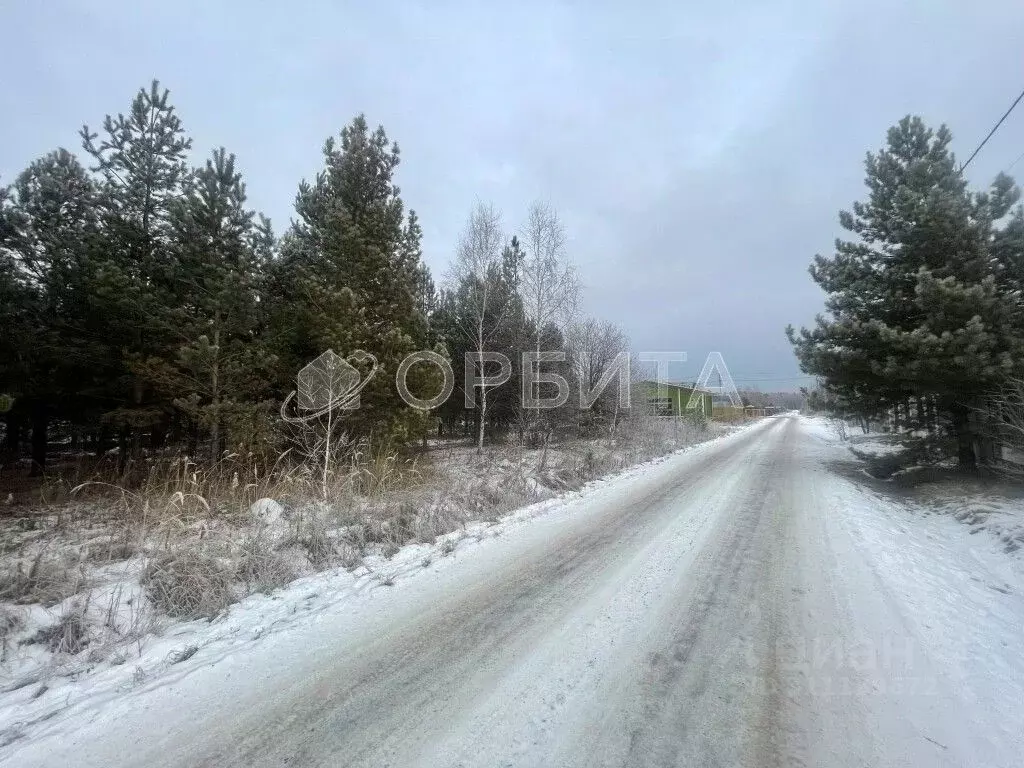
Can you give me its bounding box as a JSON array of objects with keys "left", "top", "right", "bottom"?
[{"left": 6, "top": 415, "right": 1024, "bottom": 767}]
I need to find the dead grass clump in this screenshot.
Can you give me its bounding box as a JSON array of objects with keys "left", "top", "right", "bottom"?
[
  {"left": 142, "top": 551, "right": 235, "bottom": 620},
  {"left": 465, "top": 482, "right": 504, "bottom": 513},
  {"left": 28, "top": 606, "right": 89, "bottom": 655},
  {"left": 296, "top": 517, "right": 334, "bottom": 569},
  {"left": 459, "top": 478, "right": 535, "bottom": 518},
  {"left": 354, "top": 501, "right": 420, "bottom": 554},
  {"left": 1, "top": 605, "right": 25, "bottom": 663},
  {"left": 0, "top": 550, "right": 88, "bottom": 606},
  {"left": 81, "top": 535, "right": 141, "bottom": 565},
  {"left": 362, "top": 517, "right": 390, "bottom": 545},
  {"left": 394, "top": 502, "right": 418, "bottom": 541},
  {"left": 574, "top": 446, "right": 616, "bottom": 482},
  {"left": 335, "top": 539, "right": 363, "bottom": 570},
  {"left": 412, "top": 505, "right": 463, "bottom": 544},
  {"left": 0, "top": 606, "right": 23, "bottom": 637},
  {"left": 236, "top": 536, "right": 297, "bottom": 594}
]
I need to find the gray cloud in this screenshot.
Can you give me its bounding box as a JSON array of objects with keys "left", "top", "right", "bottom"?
[{"left": 3, "top": 0, "right": 1023, "bottom": 391}]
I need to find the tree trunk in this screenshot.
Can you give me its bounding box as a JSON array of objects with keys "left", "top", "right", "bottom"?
[
  {"left": 209, "top": 328, "right": 221, "bottom": 465},
  {"left": 477, "top": 391, "right": 486, "bottom": 454},
  {"left": 95, "top": 425, "right": 110, "bottom": 458},
  {"left": 151, "top": 414, "right": 169, "bottom": 450},
  {"left": 210, "top": 420, "right": 221, "bottom": 465},
  {"left": 1, "top": 408, "right": 24, "bottom": 464},
  {"left": 950, "top": 404, "right": 977, "bottom": 470},
  {"left": 187, "top": 423, "right": 199, "bottom": 459},
  {"left": 29, "top": 401, "right": 48, "bottom": 476},
  {"left": 117, "top": 426, "right": 131, "bottom": 476},
  {"left": 539, "top": 428, "right": 551, "bottom": 470}
]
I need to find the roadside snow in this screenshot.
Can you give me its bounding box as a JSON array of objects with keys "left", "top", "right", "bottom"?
[
  {"left": 0, "top": 421, "right": 753, "bottom": 752},
  {"left": 800, "top": 416, "right": 1024, "bottom": 763},
  {"left": 847, "top": 433, "right": 906, "bottom": 456},
  {"left": 3, "top": 416, "right": 1021, "bottom": 767}
]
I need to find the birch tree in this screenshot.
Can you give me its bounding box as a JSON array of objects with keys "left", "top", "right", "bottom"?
[
  {"left": 520, "top": 201, "right": 579, "bottom": 443},
  {"left": 567, "top": 317, "right": 630, "bottom": 436},
  {"left": 449, "top": 202, "right": 511, "bottom": 452}
]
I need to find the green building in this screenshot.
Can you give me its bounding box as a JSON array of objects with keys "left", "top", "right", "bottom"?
[{"left": 638, "top": 380, "right": 713, "bottom": 418}]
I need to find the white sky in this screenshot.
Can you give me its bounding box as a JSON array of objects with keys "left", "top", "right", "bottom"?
[{"left": 3, "top": 0, "right": 1023, "bottom": 390}]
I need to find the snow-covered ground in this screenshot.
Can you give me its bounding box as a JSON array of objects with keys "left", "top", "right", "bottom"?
[
  {"left": 1, "top": 414, "right": 1022, "bottom": 767},
  {"left": 0, "top": 419, "right": 726, "bottom": 706},
  {"left": 813, "top": 416, "right": 1024, "bottom": 557},
  {"left": 0, "top": 420, "right": 745, "bottom": 754},
  {"left": 796, "top": 417, "right": 1024, "bottom": 764}
]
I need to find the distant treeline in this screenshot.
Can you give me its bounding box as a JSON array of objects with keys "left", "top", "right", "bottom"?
[{"left": 0, "top": 81, "right": 626, "bottom": 475}]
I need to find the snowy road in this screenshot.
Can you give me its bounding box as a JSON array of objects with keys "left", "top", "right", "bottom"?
[{"left": 6, "top": 415, "right": 1024, "bottom": 767}]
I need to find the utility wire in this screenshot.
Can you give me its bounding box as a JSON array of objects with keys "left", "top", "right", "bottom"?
[
  {"left": 960, "top": 86, "right": 1024, "bottom": 173},
  {"left": 1006, "top": 147, "right": 1024, "bottom": 173}
]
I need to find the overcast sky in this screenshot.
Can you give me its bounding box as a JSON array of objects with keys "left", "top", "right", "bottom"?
[{"left": 3, "top": 0, "right": 1023, "bottom": 391}]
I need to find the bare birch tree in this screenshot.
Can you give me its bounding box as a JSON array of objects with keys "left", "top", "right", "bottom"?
[
  {"left": 519, "top": 201, "right": 580, "bottom": 445},
  {"left": 566, "top": 317, "right": 630, "bottom": 436},
  {"left": 448, "top": 202, "right": 511, "bottom": 453},
  {"left": 280, "top": 350, "right": 369, "bottom": 499}
]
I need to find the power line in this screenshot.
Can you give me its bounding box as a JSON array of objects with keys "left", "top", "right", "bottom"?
[
  {"left": 1006, "top": 148, "right": 1024, "bottom": 173},
  {"left": 960, "top": 86, "right": 1024, "bottom": 173}
]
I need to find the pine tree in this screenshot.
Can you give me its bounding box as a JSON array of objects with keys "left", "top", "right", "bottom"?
[
  {"left": 489, "top": 237, "right": 530, "bottom": 439},
  {"left": 80, "top": 80, "right": 192, "bottom": 460},
  {"left": 429, "top": 288, "right": 469, "bottom": 437},
  {"left": 788, "top": 116, "right": 1023, "bottom": 467},
  {"left": 0, "top": 182, "right": 31, "bottom": 462},
  {"left": 138, "top": 148, "right": 277, "bottom": 461},
  {"left": 271, "top": 115, "right": 431, "bottom": 442},
  {"left": 414, "top": 260, "right": 437, "bottom": 326},
  {"left": 991, "top": 203, "right": 1024, "bottom": 335},
  {"left": 0, "top": 150, "right": 100, "bottom": 472}
]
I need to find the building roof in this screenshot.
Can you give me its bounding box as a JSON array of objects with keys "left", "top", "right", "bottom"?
[{"left": 641, "top": 380, "right": 713, "bottom": 395}]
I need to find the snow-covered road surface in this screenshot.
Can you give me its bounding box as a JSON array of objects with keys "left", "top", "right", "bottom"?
[{"left": 5, "top": 415, "right": 1023, "bottom": 767}]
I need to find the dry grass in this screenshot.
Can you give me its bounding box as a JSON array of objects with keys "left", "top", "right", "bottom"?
[
  {"left": 79, "top": 533, "right": 142, "bottom": 565},
  {"left": 0, "top": 419, "right": 719, "bottom": 684},
  {"left": 28, "top": 605, "right": 90, "bottom": 655},
  {"left": 0, "top": 549, "right": 88, "bottom": 606},
  {"left": 412, "top": 504, "right": 466, "bottom": 544},
  {"left": 236, "top": 535, "right": 298, "bottom": 594},
  {"left": 289, "top": 510, "right": 335, "bottom": 568},
  {"left": 1, "top": 605, "right": 24, "bottom": 663},
  {"left": 142, "top": 551, "right": 235, "bottom": 620},
  {"left": 3, "top": 442, "right": 427, "bottom": 621}
]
